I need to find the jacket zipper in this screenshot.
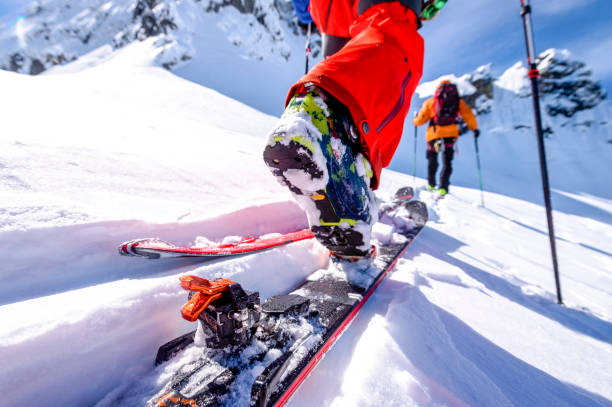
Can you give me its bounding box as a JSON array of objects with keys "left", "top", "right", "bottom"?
[
  {"left": 324, "top": 0, "right": 333, "bottom": 32},
  {"left": 376, "top": 71, "right": 412, "bottom": 133}
]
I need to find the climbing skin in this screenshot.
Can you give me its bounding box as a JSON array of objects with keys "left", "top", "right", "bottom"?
[{"left": 263, "top": 85, "right": 378, "bottom": 257}]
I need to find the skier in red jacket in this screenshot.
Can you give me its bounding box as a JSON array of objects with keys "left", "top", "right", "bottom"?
[{"left": 264, "top": 0, "right": 447, "bottom": 259}]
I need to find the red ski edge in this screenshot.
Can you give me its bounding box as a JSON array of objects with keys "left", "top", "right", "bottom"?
[
  {"left": 130, "top": 229, "right": 314, "bottom": 257},
  {"left": 121, "top": 197, "right": 412, "bottom": 259},
  {"left": 273, "top": 231, "right": 419, "bottom": 407}
]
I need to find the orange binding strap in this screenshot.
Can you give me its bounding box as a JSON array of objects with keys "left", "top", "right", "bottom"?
[
  {"left": 156, "top": 391, "right": 198, "bottom": 407},
  {"left": 179, "top": 275, "right": 235, "bottom": 322}
]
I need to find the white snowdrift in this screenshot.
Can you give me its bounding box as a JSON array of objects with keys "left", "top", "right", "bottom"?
[
  {"left": 0, "top": 39, "right": 610, "bottom": 407},
  {"left": 0, "top": 235, "right": 327, "bottom": 407}
]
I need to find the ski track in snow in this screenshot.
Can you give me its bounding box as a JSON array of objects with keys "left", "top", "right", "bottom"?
[
  {"left": 0, "top": 37, "right": 611, "bottom": 407},
  {"left": 289, "top": 182, "right": 612, "bottom": 407}
]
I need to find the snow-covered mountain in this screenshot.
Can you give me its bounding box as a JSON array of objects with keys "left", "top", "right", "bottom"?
[
  {"left": 0, "top": 0, "right": 315, "bottom": 73},
  {"left": 3, "top": 0, "right": 608, "bottom": 139},
  {"left": 0, "top": 3, "right": 611, "bottom": 406},
  {"left": 1, "top": 0, "right": 609, "bottom": 135},
  {"left": 414, "top": 48, "right": 608, "bottom": 132},
  {"left": 390, "top": 48, "right": 612, "bottom": 217},
  {"left": 0, "top": 54, "right": 610, "bottom": 406},
  {"left": 0, "top": 0, "right": 321, "bottom": 115}
]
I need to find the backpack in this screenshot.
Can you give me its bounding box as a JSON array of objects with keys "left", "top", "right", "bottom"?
[{"left": 433, "top": 83, "right": 460, "bottom": 126}]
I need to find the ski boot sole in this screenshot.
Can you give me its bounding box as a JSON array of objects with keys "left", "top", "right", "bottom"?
[{"left": 263, "top": 138, "right": 370, "bottom": 257}]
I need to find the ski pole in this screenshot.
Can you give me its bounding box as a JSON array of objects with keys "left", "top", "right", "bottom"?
[
  {"left": 413, "top": 112, "right": 418, "bottom": 183},
  {"left": 473, "top": 135, "right": 485, "bottom": 207},
  {"left": 520, "top": 0, "right": 563, "bottom": 305},
  {"left": 305, "top": 22, "right": 312, "bottom": 74}
]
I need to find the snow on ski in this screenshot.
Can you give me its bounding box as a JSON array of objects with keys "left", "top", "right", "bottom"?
[
  {"left": 141, "top": 188, "right": 427, "bottom": 407},
  {"left": 119, "top": 229, "right": 315, "bottom": 259},
  {"left": 254, "top": 205, "right": 427, "bottom": 407},
  {"left": 118, "top": 188, "right": 414, "bottom": 260}
]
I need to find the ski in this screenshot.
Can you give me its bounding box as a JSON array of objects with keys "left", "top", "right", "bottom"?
[
  {"left": 143, "top": 188, "right": 427, "bottom": 407},
  {"left": 251, "top": 199, "right": 427, "bottom": 407},
  {"left": 118, "top": 187, "right": 414, "bottom": 260},
  {"left": 119, "top": 229, "right": 315, "bottom": 259}
]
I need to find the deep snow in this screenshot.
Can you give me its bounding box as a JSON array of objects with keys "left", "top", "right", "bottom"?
[{"left": 0, "top": 30, "right": 611, "bottom": 407}]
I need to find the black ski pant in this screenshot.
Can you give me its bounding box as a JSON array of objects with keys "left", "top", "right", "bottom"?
[{"left": 427, "top": 137, "right": 456, "bottom": 190}]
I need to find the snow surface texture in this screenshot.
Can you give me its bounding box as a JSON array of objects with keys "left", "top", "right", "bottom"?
[{"left": 0, "top": 10, "right": 610, "bottom": 407}]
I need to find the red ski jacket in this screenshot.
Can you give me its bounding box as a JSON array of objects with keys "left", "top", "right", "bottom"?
[{"left": 287, "top": 1, "right": 424, "bottom": 189}]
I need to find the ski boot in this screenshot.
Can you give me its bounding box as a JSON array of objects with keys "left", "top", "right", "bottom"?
[{"left": 263, "top": 84, "right": 377, "bottom": 258}]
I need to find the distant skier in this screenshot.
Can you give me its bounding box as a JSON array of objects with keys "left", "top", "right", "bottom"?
[
  {"left": 413, "top": 80, "right": 479, "bottom": 196},
  {"left": 264, "top": 1, "right": 447, "bottom": 259}
]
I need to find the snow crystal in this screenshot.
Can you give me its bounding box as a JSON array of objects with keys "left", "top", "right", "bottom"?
[
  {"left": 221, "top": 235, "right": 243, "bottom": 245},
  {"left": 372, "top": 222, "right": 394, "bottom": 245},
  {"left": 471, "top": 63, "right": 492, "bottom": 82},
  {"left": 194, "top": 235, "right": 216, "bottom": 247},
  {"left": 496, "top": 61, "right": 530, "bottom": 96},
  {"left": 259, "top": 232, "right": 283, "bottom": 239},
  {"left": 278, "top": 331, "right": 323, "bottom": 384},
  {"left": 284, "top": 168, "right": 323, "bottom": 191},
  {"left": 416, "top": 73, "right": 478, "bottom": 98},
  {"left": 240, "top": 339, "right": 269, "bottom": 364},
  {"left": 330, "top": 258, "right": 379, "bottom": 289}
]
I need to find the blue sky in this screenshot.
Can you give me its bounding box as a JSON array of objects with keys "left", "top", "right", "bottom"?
[
  {"left": 1, "top": 0, "right": 610, "bottom": 96},
  {"left": 419, "top": 0, "right": 612, "bottom": 97}
]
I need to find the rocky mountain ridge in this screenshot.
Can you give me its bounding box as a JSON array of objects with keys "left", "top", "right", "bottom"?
[
  {"left": 416, "top": 48, "right": 608, "bottom": 136},
  {"left": 0, "top": 0, "right": 317, "bottom": 75},
  {"left": 0, "top": 2, "right": 608, "bottom": 138}
]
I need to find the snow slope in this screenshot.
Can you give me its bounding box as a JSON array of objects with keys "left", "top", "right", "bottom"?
[
  {"left": 1, "top": 33, "right": 611, "bottom": 407},
  {"left": 0, "top": 0, "right": 320, "bottom": 116},
  {"left": 0, "top": 41, "right": 327, "bottom": 406}
]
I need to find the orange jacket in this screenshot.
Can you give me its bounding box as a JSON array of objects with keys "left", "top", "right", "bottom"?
[{"left": 413, "top": 94, "right": 478, "bottom": 142}]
